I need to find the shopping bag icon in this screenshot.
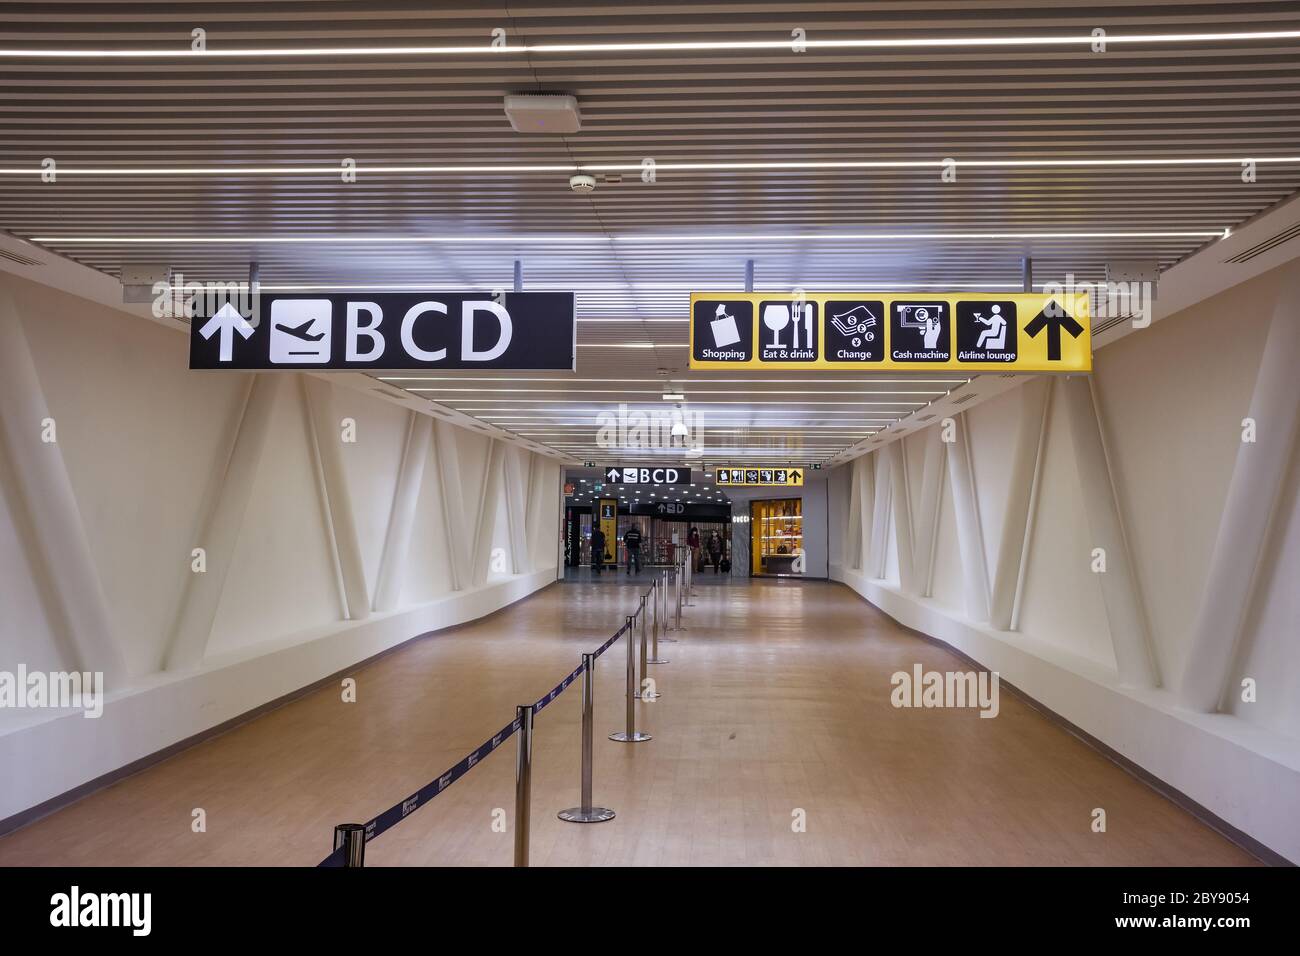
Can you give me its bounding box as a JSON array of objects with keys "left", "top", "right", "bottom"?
[{"left": 710, "top": 304, "right": 742, "bottom": 347}]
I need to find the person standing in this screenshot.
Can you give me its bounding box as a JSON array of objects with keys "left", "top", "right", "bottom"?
[
  {"left": 623, "top": 524, "right": 643, "bottom": 576},
  {"left": 707, "top": 530, "right": 723, "bottom": 573},
  {"left": 687, "top": 525, "right": 701, "bottom": 572},
  {"left": 590, "top": 526, "right": 606, "bottom": 575}
]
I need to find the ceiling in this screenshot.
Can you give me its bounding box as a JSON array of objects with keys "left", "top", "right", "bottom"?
[{"left": 3, "top": 1, "right": 1300, "bottom": 465}]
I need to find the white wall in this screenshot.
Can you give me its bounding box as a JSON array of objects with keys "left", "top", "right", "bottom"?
[
  {"left": 829, "top": 263, "right": 1300, "bottom": 862},
  {"left": 0, "top": 274, "right": 562, "bottom": 823}
]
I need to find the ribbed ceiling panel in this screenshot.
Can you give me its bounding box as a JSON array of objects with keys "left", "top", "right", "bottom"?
[{"left": 3, "top": 1, "right": 1299, "bottom": 463}]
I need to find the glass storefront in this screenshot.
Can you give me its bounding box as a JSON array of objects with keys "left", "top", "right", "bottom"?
[
  {"left": 567, "top": 509, "right": 730, "bottom": 571},
  {"left": 750, "top": 498, "right": 803, "bottom": 576}
]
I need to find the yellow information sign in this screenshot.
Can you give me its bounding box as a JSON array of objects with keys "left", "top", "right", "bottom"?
[
  {"left": 689, "top": 291, "right": 1091, "bottom": 372},
  {"left": 597, "top": 498, "right": 618, "bottom": 567},
  {"left": 715, "top": 467, "right": 805, "bottom": 488}
]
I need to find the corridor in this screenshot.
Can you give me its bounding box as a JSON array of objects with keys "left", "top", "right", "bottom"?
[{"left": 0, "top": 580, "right": 1252, "bottom": 867}]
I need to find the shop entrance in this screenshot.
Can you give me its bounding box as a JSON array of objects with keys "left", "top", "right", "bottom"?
[{"left": 750, "top": 497, "right": 804, "bottom": 576}]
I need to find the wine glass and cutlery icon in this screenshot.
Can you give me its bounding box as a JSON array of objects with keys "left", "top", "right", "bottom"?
[{"left": 761, "top": 302, "right": 815, "bottom": 351}]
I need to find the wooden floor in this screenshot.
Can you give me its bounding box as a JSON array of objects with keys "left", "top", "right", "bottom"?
[{"left": 0, "top": 577, "right": 1256, "bottom": 866}]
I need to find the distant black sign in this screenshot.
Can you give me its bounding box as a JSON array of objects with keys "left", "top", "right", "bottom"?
[
  {"left": 604, "top": 467, "right": 692, "bottom": 485},
  {"left": 628, "top": 501, "right": 731, "bottom": 520},
  {"left": 189, "top": 292, "right": 575, "bottom": 370}
]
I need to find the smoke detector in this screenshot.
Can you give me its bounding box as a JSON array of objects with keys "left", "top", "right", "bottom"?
[
  {"left": 503, "top": 93, "right": 582, "bottom": 134},
  {"left": 569, "top": 174, "right": 596, "bottom": 194}
]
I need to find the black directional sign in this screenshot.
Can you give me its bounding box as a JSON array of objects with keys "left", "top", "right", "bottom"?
[
  {"left": 190, "top": 291, "right": 576, "bottom": 370},
  {"left": 604, "top": 467, "right": 692, "bottom": 485},
  {"left": 1023, "top": 301, "right": 1085, "bottom": 361}
]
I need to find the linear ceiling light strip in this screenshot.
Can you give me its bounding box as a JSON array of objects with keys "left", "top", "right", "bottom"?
[
  {"left": 5, "top": 157, "right": 1298, "bottom": 176},
  {"left": 1, "top": 30, "right": 1298, "bottom": 57},
  {"left": 30, "top": 230, "right": 1225, "bottom": 243}
]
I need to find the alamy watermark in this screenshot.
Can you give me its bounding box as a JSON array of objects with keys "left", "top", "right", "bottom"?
[
  {"left": 50, "top": 886, "right": 150, "bottom": 936},
  {"left": 596, "top": 402, "right": 705, "bottom": 456},
  {"left": 152, "top": 271, "right": 258, "bottom": 323},
  {"left": 0, "top": 666, "right": 104, "bottom": 718},
  {"left": 1043, "top": 273, "right": 1155, "bottom": 329},
  {"left": 890, "top": 664, "right": 1000, "bottom": 718}
]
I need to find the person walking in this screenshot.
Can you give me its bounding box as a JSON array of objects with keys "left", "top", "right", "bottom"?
[
  {"left": 623, "top": 524, "right": 643, "bottom": 576},
  {"left": 687, "top": 525, "right": 701, "bottom": 573},
  {"left": 590, "top": 526, "right": 606, "bottom": 576},
  {"left": 707, "top": 530, "right": 723, "bottom": 573}
]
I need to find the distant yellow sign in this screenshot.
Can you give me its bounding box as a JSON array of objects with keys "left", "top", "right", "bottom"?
[
  {"left": 689, "top": 291, "right": 1091, "bottom": 372},
  {"left": 597, "top": 497, "right": 618, "bottom": 567},
  {"left": 715, "top": 467, "right": 804, "bottom": 488}
]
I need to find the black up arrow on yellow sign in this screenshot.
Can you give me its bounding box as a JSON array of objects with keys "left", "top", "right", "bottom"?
[{"left": 1024, "top": 302, "right": 1086, "bottom": 361}]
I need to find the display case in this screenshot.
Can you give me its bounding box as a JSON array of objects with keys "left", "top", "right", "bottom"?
[{"left": 750, "top": 498, "right": 803, "bottom": 576}]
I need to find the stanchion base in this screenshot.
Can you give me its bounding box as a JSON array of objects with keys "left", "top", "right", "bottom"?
[
  {"left": 660, "top": 636, "right": 679, "bottom": 643},
  {"left": 558, "top": 807, "right": 616, "bottom": 823},
  {"left": 646, "top": 657, "right": 670, "bottom": 664},
  {"left": 608, "top": 731, "right": 652, "bottom": 742},
  {"left": 633, "top": 691, "right": 660, "bottom": 700}
]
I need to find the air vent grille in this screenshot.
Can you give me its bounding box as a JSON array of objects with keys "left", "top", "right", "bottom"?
[
  {"left": 1092, "top": 312, "right": 1134, "bottom": 337},
  {"left": 1225, "top": 222, "right": 1300, "bottom": 263},
  {"left": 0, "top": 247, "right": 43, "bottom": 266},
  {"left": 951, "top": 393, "right": 978, "bottom": 405}
]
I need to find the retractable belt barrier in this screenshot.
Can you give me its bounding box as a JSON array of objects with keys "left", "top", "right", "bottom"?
[{"left": 319, "top": 576, "right": 671, "bottom": 868}]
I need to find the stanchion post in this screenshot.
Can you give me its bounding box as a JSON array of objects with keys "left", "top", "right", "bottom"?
[
  {"left": 333, "top": 823, "right": 366, "bottom": 867},
  {"left": 649, "top": 575, "right": 669, "bottom": 662},
  {"left": 634, "top": 594, "right": 659, "bottom": 699},
  {"left": 558, "top": 653, "right": 616, "bottom": 823},
  {"left": 660, "top": 569, "right": 677, "bottom": 643},
  {"left": 675, "top": 555, "right": 685, "bottom": 631},
  {"left": 609, "top": 615, "right": 651, "bottom": 742},
  {"left": 651, "top": 577, "right": 658, "bottom": 645},
  {"left": 514, "top": 703, "right": 534, "bottom": 866}
]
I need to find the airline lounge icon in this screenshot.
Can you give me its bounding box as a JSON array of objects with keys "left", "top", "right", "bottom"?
[
  {"left": 972, "top": 305, "right": 1007, "bottom": 350},
  {"left": 270, "top": 299, "right": 332, "bottom": 364}
]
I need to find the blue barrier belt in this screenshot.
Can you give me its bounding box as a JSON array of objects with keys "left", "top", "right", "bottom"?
[
  {"left": 315, "top": 711, "right": 522, "bottom": 867},
  {"left": 594, "top": 621, "right": 628, "bottom": 659},
  {"left": 535, "top": 661, "right": 584, "bottom": 714}
]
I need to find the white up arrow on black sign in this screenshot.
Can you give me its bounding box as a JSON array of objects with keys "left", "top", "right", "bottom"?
[{"left": 198, "top": 302, "right": 255, "bottom": 362}]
